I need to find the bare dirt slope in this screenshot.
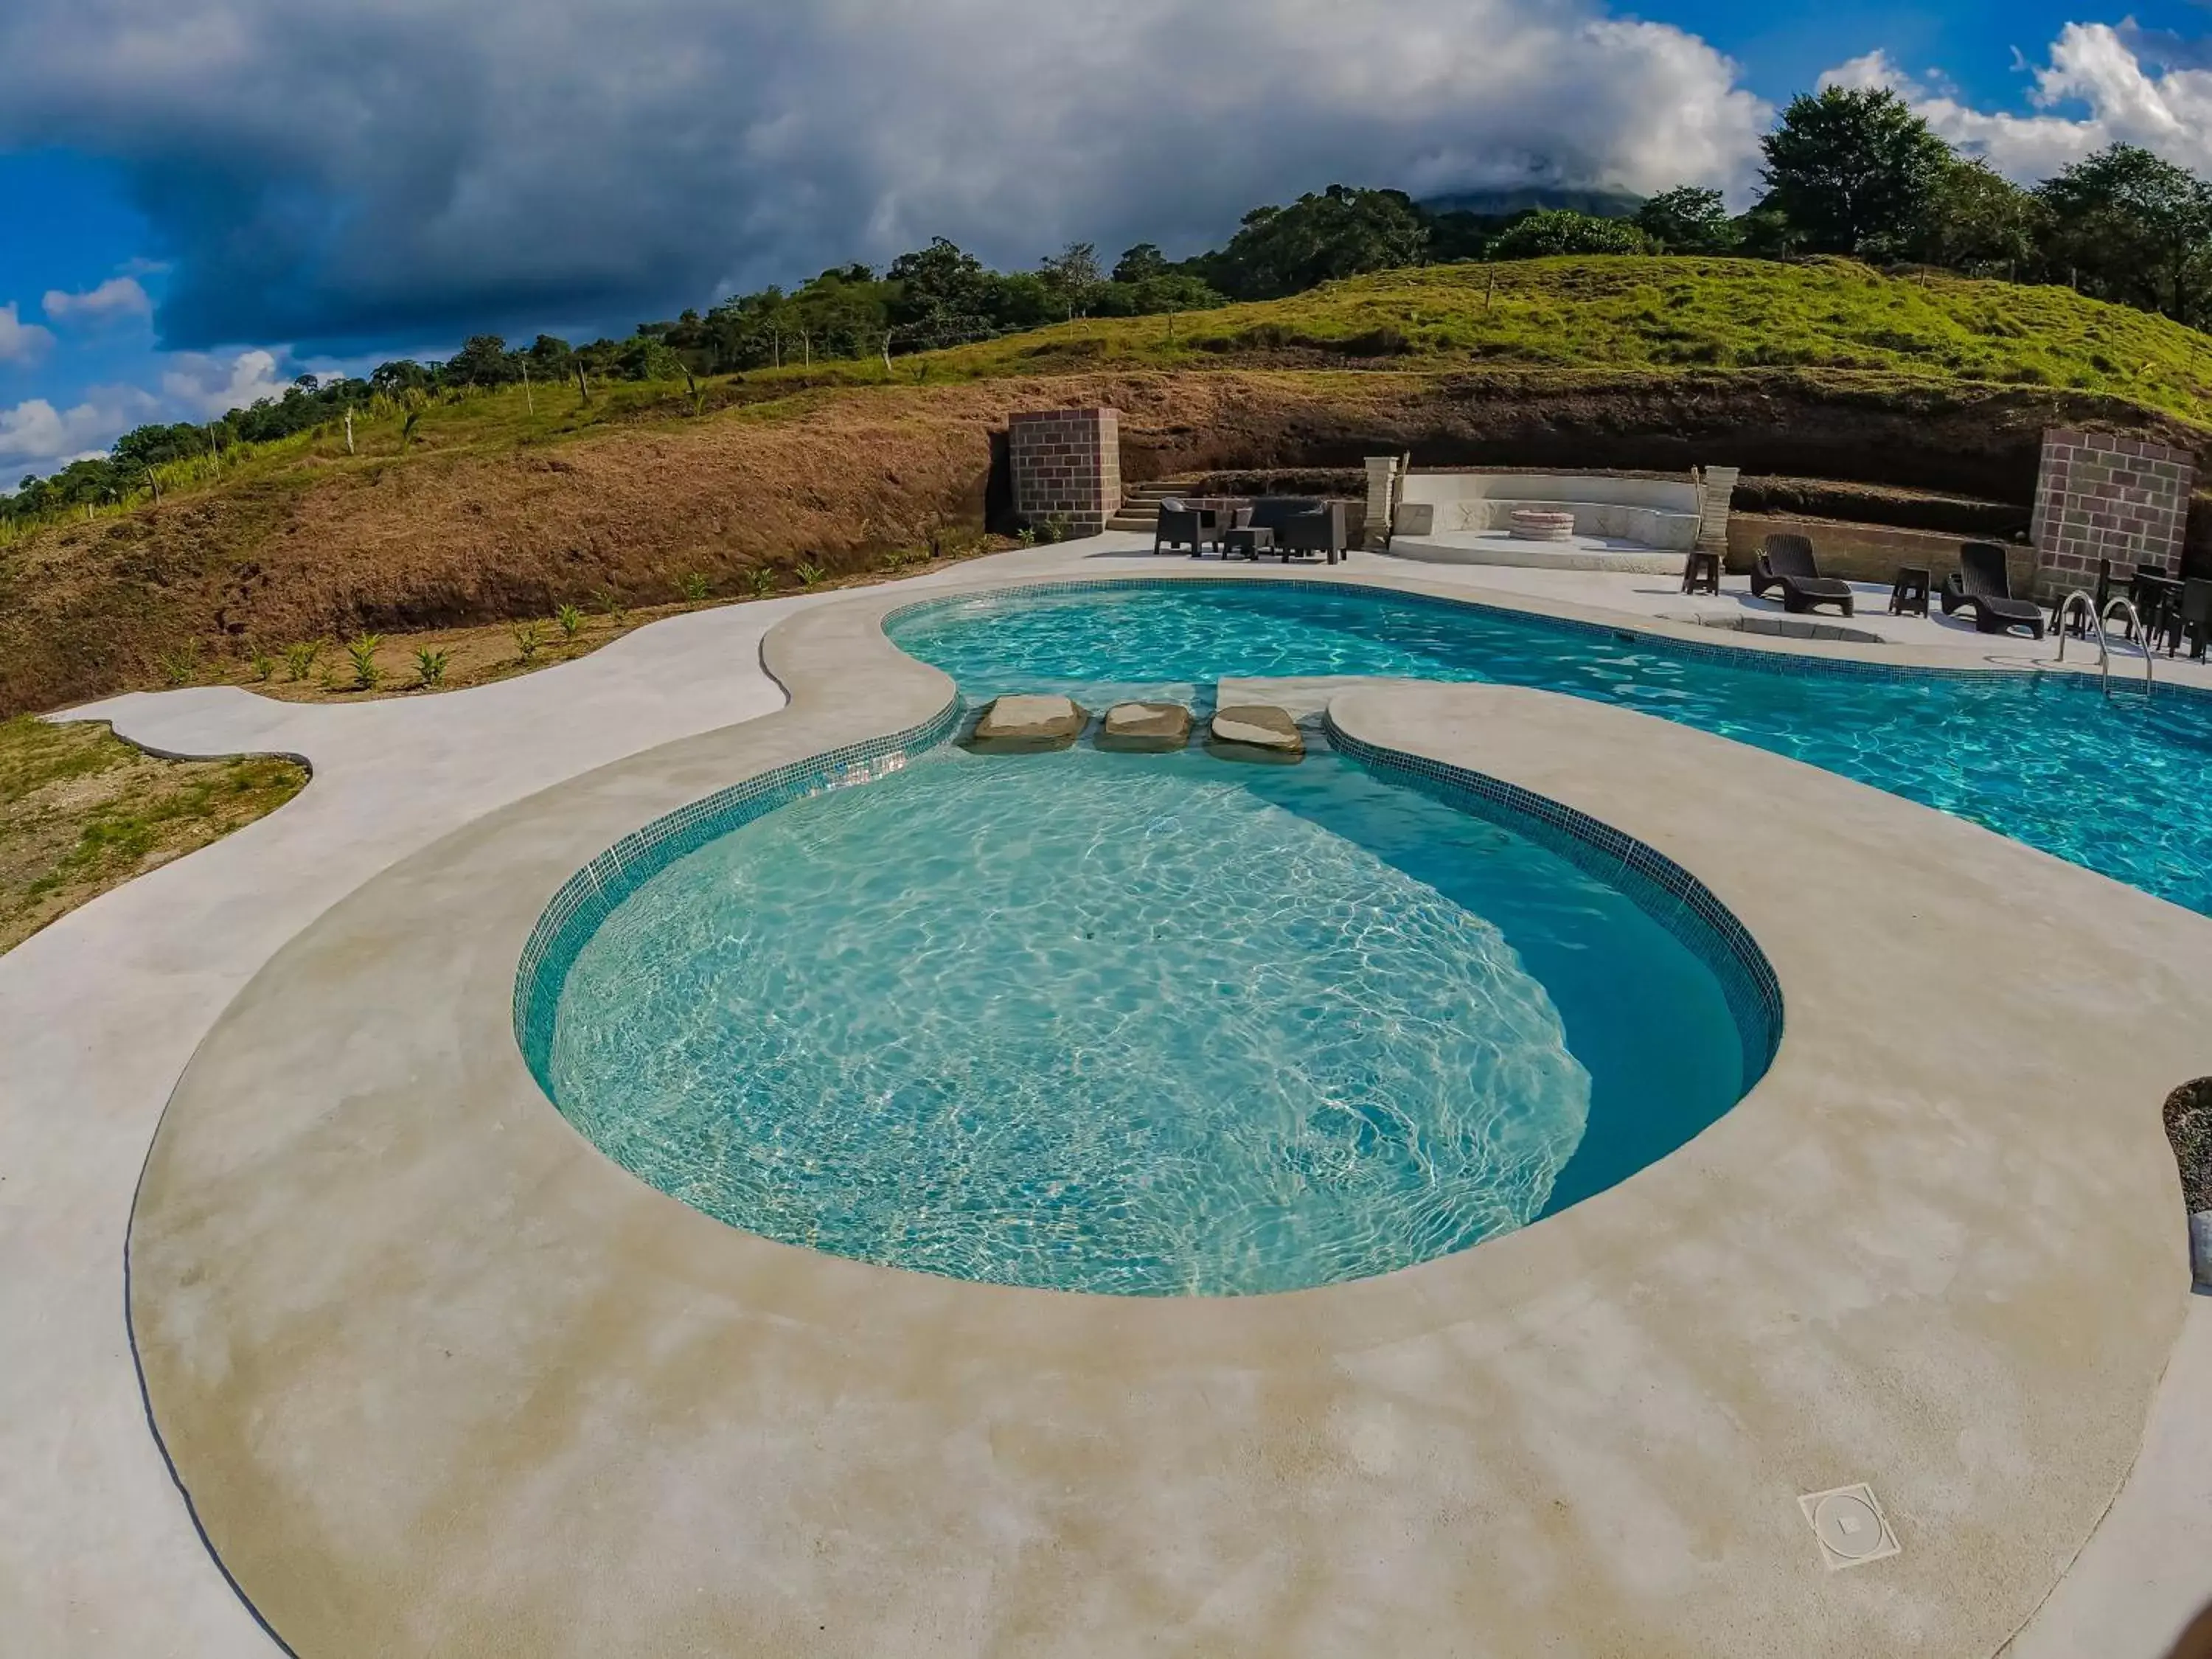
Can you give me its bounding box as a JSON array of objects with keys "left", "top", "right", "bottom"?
[{"left": 7, "top": 366, "right": 2209, "bottom": 717}]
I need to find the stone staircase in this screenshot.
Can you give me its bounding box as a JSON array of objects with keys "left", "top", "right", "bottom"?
[{"left": 1105, "top": 479, "right": 1202, "bottom": 535}]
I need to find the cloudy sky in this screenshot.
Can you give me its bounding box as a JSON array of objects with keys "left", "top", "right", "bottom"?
[{"left": 6, "top": 0, "right": 2212, "bottom": 479}]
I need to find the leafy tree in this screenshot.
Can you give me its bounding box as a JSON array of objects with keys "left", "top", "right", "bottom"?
[
  {"left": 1038, "top": 241, "right": 1105, "bottom": 318},
  {"left": 987, "top": 270, "right": 1061, "bottom": 330},
  {"left": 886, "top": 237, "right": 996, "bottom": 344},
  {"left": 1634, "top": 187, "right": 1739, "bottom": 254},
  {"left": 1206, "top": 185, "right": 1430, "bottom": 299},
  {"left": 1760, "top": 86, "right": 1953, "bottom": 257},
  {"left": 2038, "top": 144, "right": 2212, "bottom": 326},
  {"left": 1488, "top": 209, "right": 1649, "bottom": 260},
  {"left": 447, "top": 333, "right": 519, "bottom": 386},
  {"left": 1111, "top": 243, "right": 1172, "bottom": 284},
  {"left": 1910, "top": 159, "right": 2048, "bottom": 276},
  {"left": 369, "top": 358, "right": 433, "bottom": 397}
]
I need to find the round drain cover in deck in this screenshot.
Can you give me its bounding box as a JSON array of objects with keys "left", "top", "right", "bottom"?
[{"left": 1813, "top": 1492, "right": 1887, "bottom": 1560}]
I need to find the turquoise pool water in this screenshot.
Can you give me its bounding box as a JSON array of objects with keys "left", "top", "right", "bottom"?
[
  {"left": 542, "top": 745, "right": 1753, "bottom": 1295},
  {"left": 889, "top": 580, "right": 2212, "bottom": 917}
]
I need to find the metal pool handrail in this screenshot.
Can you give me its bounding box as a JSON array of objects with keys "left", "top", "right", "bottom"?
[
  {"left": 2053, "top": 591, "right": 2153, "bottom": 695},
  {"left": 2102, "top": 597, "right": 2156, "bottom": 694}
]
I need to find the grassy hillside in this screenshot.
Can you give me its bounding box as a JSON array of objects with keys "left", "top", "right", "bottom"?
[
  {"left": 7, "top": 255, "right": 2212, "bottom": 719},
  {"left": 781, "top": 257, "right": 2212, "bottom": 426}
]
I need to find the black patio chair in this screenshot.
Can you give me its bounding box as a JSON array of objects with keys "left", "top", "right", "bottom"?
[
  {"left": 1276, "top": 501, "right": 1352, "bottom": 563},
  {"left": 2179, "top": 577, "right": 2211, "bottom": 661},
  {"left": 1153, "top": 500, "right": 1207, "bottom": 557},
  {"left": 1234, "top": 498, "right": 1332, "bottom": 562},
  {"left": 1751, "top": 534, "right": 1854, "bottom": 617},
  {"left": 2051, "top": 557, "right": 2112, "bottom": 638},
  {"left": 1941, "top": 541, "right": 2045, "bottom": 639}
]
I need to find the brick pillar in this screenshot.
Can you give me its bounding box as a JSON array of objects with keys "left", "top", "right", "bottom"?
[
  {"left": 2031, "top": 428, "right": 2195, "bottom": 597},
  {"left": 1009, "top": 408, "right": 1122, "bottom": 537},
  {"left": 1694, "top": 466, "right": 1739, "bottom": 554},
  {"left": 1362, "top": 455, "right": 1401, "bottom": 550}
]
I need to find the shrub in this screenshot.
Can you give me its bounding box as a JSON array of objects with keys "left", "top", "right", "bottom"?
[
  {"left": 593, "top": 588, "right": 628, "bottom": 627},
  {"left": 1488, "top": 210, "right": 1651, "bottom": 260},
  {"left": 747, "top": 567, "right": 777, "bottom": 597},
  {"left": 283, "top": 640, "right": 323, "bottom": 682},
  {"left": 347, "top": 633, "right": 385, "bottom": 691},
  {"left": 796, "top": 561, "right": 827, "bottom": 586},
  {"left": 555, "top": 602, "right": 585, "bottom": 640},
  {"left": 513, "top": 621, "right": 543, "bottom": 662},
  {"left": 414, "top": 647, "right": 450, "bottom": 688},
  {"left": 675, "top": 571, "right": 712, "bottom": 602},
  {"left": 248, "top": 648, "right": 277, "bottom": 684},
  {"left": 156, "top": 641, "right": 204, "bottom": 687}
]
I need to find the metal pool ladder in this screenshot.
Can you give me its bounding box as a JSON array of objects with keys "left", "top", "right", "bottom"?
[{"left": 2053, "top": 591, "right": 2154, "bottom": 695}]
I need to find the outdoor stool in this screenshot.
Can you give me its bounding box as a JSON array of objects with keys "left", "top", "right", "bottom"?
[
  {"left": 1889, "top": 566, "right": 1931, "bottom": 618},
  {"left": 1681, "top": 549, "right": 1722, "bottom": 596}
]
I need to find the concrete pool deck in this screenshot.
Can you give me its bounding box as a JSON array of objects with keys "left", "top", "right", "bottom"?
[{"left": 4, "top": 537, "right": 2210, "bottom": 1655}]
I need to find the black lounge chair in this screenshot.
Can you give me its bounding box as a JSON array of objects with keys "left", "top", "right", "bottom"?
[
  {"left": 1750, "top": 534, "right": 1855, "bottom": 616},
  {"left": 1940, "top": 541, "right": 2045, "bottom": 639}
]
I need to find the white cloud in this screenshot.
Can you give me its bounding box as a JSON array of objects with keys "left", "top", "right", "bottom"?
[
  {"left": 159, "top": 347, "right": 295, "bottom": 417},
  {"left": 43, "top": 276, "right": 153, "bottom": 324},
  {"left": 1822, "top": 24, "right": 2212, "bottom": 182},
  {"left": 0, "top": 302, "right": 55, "bottom": 364},
  {"left": 0, "top": 387, "right": 158, "bottom": 472},
  {"left": 0, "top": 0, "right": 1770, "bottom": 349}
]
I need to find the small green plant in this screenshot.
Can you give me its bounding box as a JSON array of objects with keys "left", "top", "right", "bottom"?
[
  {"left": 796, "top": 560, "right": 826, "bottom": 587},
  {"left": 347, "top": 632, "right": 385, "bottom": 691},
  {"left": 555, "top": 602, "right": 585, "bottom": 640},
  {"left": 514, "top": 621, "right": 543, "bottom": 662},
  {"left": 747, "top": 566, "right": 777, "bottom": 597},
  {"left": 1043, "top": 512, "right": 1072, "bottom": 543},
  {"left": 283, "top": 639, "right": 324, "bottom": 682},
  {"left": 675, "top": 571, "right": 712, "bottom": 602},
  {"left": 879, "top": 548, "right": 912, "bottom": 571},
  {"left": 156, "top": 640, "right": 204, "bottom": 687},
  {"left": 248, "top": 647, "right": 277, "bottom": 684},
  {"left": 414, "top": 647, "right": 450, "bottom": 688},
  {"left": 1015, "top": 525, "right": 1039, "bottom": 547},
  {"left": 593, "top": 588, "right": 628, "bottom": 627}
]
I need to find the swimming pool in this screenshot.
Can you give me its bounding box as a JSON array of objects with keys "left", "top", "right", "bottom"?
[
  {"left": 534, "top": 742, "right": 1760, "bottom": 1295},
  {"left": 889, "top": 580, "right": 2212, "bottom": 918}
]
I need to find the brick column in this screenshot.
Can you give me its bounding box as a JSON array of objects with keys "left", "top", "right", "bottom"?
[
  {"left": 2031, "top": 428, "right": 2195, "bottom": 597},
  {"left": 1009, "top": 408, "right": 1121, "bottom": 537}
]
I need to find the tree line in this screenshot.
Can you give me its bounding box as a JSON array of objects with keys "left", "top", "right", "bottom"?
[{"left": 13, "top": 85, "right": 2212, "bottom": 528}]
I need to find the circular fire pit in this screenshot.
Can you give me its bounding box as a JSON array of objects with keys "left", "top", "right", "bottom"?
[{"left": 1509, "top": 509, "right": 1578, "bottom": 543}]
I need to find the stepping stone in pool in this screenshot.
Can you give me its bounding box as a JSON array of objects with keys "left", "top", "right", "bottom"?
[
  {"left": 1208, "top": 704, "right": 1304, "bottom": 762},
  {"left": 970, "top": 694, "right": 1088, "bottom": 751},
  {"left": 1098, "top": 701, "right": 1193, "bottom": 752}
]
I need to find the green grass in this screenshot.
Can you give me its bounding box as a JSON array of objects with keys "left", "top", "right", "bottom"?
[
  {"left": 742, "top": 255, "right": 2212, "bottom": 425},
  {"left": 0, "top": 716, "right": 307, "bottom": 954}
]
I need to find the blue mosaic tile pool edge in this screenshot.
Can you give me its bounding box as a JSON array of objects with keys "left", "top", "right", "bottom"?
[
  {"left": 512, "top": 698, "right": 964, "bottom": 1081},
  {"left": 1324, "top": 712, "right": 1786, "bottom": 1094}
]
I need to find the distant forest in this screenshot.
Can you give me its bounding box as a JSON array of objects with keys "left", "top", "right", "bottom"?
[{"left": 15, "top": 85, "right": 2212, "bottom": 525}]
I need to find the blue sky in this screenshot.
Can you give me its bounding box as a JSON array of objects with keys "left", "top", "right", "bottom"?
[{"left": 4, "top": 0, "right": 2211, "bottom": 481}]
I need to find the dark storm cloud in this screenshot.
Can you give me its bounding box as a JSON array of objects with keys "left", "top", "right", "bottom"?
[{"left": 0, "top": 0, "right": 1766, "bottom": 352}]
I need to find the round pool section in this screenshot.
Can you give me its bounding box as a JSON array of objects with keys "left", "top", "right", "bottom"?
[{"left": 520, "top": 740, "right": 1775, "bottom": 1297}]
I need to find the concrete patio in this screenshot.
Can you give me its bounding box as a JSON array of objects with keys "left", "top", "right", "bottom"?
[{"left": 4, "top": 535, "right": 2208, "bottom": 1656}]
